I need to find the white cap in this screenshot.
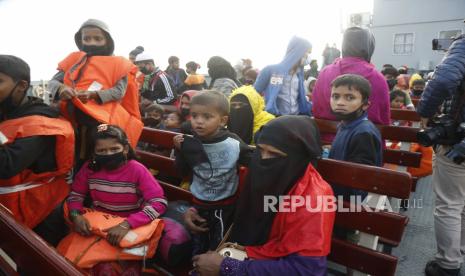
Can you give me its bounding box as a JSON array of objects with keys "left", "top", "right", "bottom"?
[{"left": 135, "top": 53, "right": 154, "bottom": 63}]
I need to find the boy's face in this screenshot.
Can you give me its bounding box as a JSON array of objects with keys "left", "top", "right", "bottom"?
[
  {"left": 81, "top": 27, "right": 107, "bottom": 47},
  {"left": 164, "top": 113, "right": 182, "bottom": 128},
  {"left": 330, "top": 85, "right": 367, "bottom": 115},
  {"left": 147, "top": 111, "right": 162, "bottom": 121},
  {"left": 190, "top": 104, "right": 228, "bottom": 139},
  {"left": 391, "top": 96, "right": 405, "bottom": 109},
  {"left": 0, "top": 72, "right": 28, "bottom": 106}
]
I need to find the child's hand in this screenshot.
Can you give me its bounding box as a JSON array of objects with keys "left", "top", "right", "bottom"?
[
  {"left": 58, "top": 85, "right": 76, "bottom": 100},
  {"left": 76, "top": 91, "right": 98, "bottom": 103},
  {"left": 103, "top": 220, "right": 131, "bottom": 246},
  {"left": 72, "top": 215, "right": 91, "bottom": 236},
  {"left": 184, "top": 208, "right": 209, "bottom": 234},
  {"left": 173, "top": 134, "right": 184, "bottom": 150}
]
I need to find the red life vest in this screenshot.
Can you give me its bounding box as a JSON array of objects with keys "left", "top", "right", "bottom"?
[
  {"left": 0, "top": 115, "right": 74, "bottom": 228},
  {"left": 58, "top": 51, "right": 143, "bottom": 147}
]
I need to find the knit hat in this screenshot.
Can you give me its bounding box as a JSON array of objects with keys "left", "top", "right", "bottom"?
[
  {"left": 129, "top": 46, "right": 144, "bottom": 57},
  {"left": 0, "top": 55, "right": 30, "bottom": 85},
  {"left": 74, "top": 19, "right": 114, "bottom": 54}
]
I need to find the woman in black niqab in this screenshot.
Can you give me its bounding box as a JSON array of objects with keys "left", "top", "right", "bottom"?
[{"left": 230, "top": 115, "right": 322, "bottom": 246}]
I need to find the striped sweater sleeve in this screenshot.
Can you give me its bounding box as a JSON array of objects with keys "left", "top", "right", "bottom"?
[
  {"left": 126, "top": 165, "right": 167, "bottom": 228},
  {"left": 67, "top": 164, "right": 91, "bottom": 212}
]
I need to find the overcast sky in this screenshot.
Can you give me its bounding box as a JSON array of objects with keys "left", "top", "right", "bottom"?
[{"left": 0, "top": 0, "right": 373, "bottom": 80}]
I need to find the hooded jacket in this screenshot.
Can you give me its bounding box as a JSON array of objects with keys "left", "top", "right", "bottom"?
[
  {"left": 312, "top": 27, "right": 390, "bottom": 141},
  {"left": 229, "top": 85, "right": 275, "bottom": 142},
  {"left": 254, "top": 36, "right": 312, "bottom": 116},
  {"left": 74, "top": 19, "right": 114, "bottom": 55}
]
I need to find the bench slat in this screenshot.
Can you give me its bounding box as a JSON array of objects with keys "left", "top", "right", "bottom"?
[
  {"left": 159, "top": 181, "right": 193, "bottom": 202},
  {"left": 0, "top": 254, "right": 18, "bottom": 276},
  {"left": 139, "top": 127, "right": 176, "bottom": 149},
  {"left": 335, "top": 201, "right": 408, "bottom": 246},
  {"left": 314, "top": 118, "right": 420, "bottom": 143},
  {"left": 383, "top": 149, "right": 421, "bottom": 167},
  {"left": 390, "top": 109, "right": 421, "bottom": 121},
  {"left": 318, "top": 159, "right": 412, "bottom": 199},
  {"left": 137, "top": 150, "right": 179, "bottom": 179},
  {"left": 329, "top": 238, "right": 397, "bottom": 276}
]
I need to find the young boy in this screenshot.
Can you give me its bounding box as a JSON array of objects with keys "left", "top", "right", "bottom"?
[
  {"left": 390, "top": 89, "right": 406, "bottom": 109},
  {"left": 329, "top": 74, "right": 383, "bottom": 201},
  {"left": 143, "top": 103, "right": 164, "bottom": 129},
  {"left": 162, "top": 112, "right": 184, "bottom": 133},
  {"left": 48, "top": 19, "right": 142, "bottom": 167},
  {"left": 410, "top": 79, "right": 426, "bottom": 98},
  {"left": 173, "top": 90, "right": 251, "bottom": 255}
]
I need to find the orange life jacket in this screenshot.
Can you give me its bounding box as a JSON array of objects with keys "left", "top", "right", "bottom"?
[
  {"left": 57, "top": 208, "right": 164, "bottom": 269},
  {"left": 184, "top": 74, "right": 205, "bottom": 86},
  {"left": 407, "top": 143, "right": 433, "bottom": 177},
  {"left": 0, "top": 115, "right": 75, "bottom": 228},
  {"left": 58, "top": 51, "right": 143, "bottom": 147}
]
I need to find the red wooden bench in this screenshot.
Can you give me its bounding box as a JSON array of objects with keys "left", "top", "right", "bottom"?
[
  {"left": 390, "top": 108, "right": 421, "bottom": 122},
  {"left": 137, "top": 127, "right": 412, "bottom": 276},
  {"left": 0, "top": 122, "right": 417, "bottom": 276}
]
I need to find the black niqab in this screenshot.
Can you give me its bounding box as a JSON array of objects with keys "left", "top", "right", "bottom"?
[
  {"left": 228, "top": 94, "right": 254, "bottom": 144},
  {"left": 229, "top": 116, "right": 322, "bottom": 246}
]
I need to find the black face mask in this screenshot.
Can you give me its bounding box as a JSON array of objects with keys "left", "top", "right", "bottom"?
[
  {"left": 81, "top": 45, "right": 110, "bottom": 56},
  {"left": 412, "top": 89, "right": 423, "bottom": 97},
  {"left": 387, "top": 79, "right": 397, "bottom": 90},
  {"left": 94, "top": 151, "right": 126, "bottom": 170},
  {"left": 143, "top": 117, "right": 161, "bottom": 128},
  {"left": 0, "top": 82, "right": 21, "bottom": 115},
  {"left": 331, "top": 107, "right": 365, "bottom": 122},
  {"left": 180, "top": 108, "right": 190, "bottom": 118}
]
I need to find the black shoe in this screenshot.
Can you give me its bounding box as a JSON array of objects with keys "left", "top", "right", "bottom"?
[{"left": 425, "top": 260, "right": 460, "bottom": 276}]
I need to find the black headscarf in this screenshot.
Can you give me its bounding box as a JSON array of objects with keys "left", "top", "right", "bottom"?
[
  {"left": 228, "top": 94, "right": 254, "bottom": 144},
  {"left": 342, "top": 27, "right": 375, "bottom": 62},
  {"left": 207, "top": 56, "right": 241, "bottom": 88},
  {"left": 229, "top": 116, "right": 322, "bottom": 246}
]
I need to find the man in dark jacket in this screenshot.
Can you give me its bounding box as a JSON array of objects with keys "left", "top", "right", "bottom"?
[
  {"left": 165, "top": 56, "right": 187, "bottom": 94},
  {"left": 417, "top": 32, "right": 465, "bottom": 276},
  {"left": 136, "top": 53, "right": 177, "bottom": 105}
]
